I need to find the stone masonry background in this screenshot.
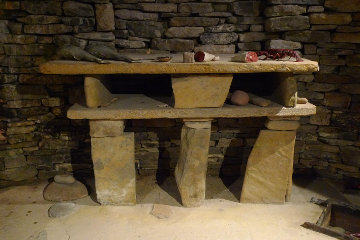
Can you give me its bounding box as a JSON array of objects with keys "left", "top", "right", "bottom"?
[{"left": 0, "top": 0, "right": 360, "bottom": 187}]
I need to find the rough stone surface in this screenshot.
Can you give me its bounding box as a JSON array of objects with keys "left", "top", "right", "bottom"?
[
  {"left": 266, "top": 40, "right": 302, "bottom": 49},
  {"left": 265, "top": 120, "right": 300, "bottom": 130},
  {"left": 115, "top": 9, "right": 158, "bottom": 21},
  {"left": 175, "top": 121, "right": 211, "bottom": 207},
  {"left": 127, "top": 21, "right": 164, "bottom": 38},
  {"left": 165, "top": 27, "right": 204, "bottom": 38},
  {"left": 151, "top": 39, "right": 194, "bottom": 52},
  {"left": 171, "top": 74, "right": 232, "bottom": 108},
  {"left": 200, "top": 32, "right": 238, "bottom": 45},
  {"left": 264, "top": 5, "right": 306, "bottom": 17},
  {"left": 241, "top": 130, "right": 296, "bottom": 203},
  {"left": 24, "top": 24, "right": 73, "bottom": 35},
  {"left": 178, "top": 3, "right": 213, "bottom": 13},
  {"left": 95, "top": 3, "right": 115, "bottom": 31},
  {"left": 325, "top": 0, "right": 360, "bottom": 12},
  {"left": 63, "top": 1, "right": 94, "bottom": 17},
  {"left": 265, "top": 16, "right": 310, "bottom": 32},
  {"left": 332, "top": 33, "right": 360, "bottom": 43},
  {"left": 169, "top": 17, "right": 219, "bottom": 27},
  {"left": 139, "top": 3, "right": 177, "bottom": 13},
  {"left": 43, "top": 180, "right": 88, "bottom": 201},
  {"left": 150, "top": 204, "right": 173, "bottom": 219},
  {"left": 194, "top": 45, "right": 235, "bottom": 54},
  {"left": 310, "top": 13, "right": 352, "bottom": 25},
  {"left": 48, "top": 202, "right": 79, "bottom": 218},
  {"left": 84, "top": 76, "right": 116, "bottom": 108},
  {"left": 91, "top": 133, "right": 136, "bottom": 205}
]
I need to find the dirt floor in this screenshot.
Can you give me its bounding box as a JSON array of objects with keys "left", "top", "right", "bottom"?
[{"left": 0, "top": 175, "right": 359, "bottom": 240}]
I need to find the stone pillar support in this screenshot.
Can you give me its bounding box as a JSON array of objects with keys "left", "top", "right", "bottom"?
[
  {"left": 84, "top": 75, "right": 117, "bottom": 108},
  {"left": 240, "top": 116, "right": 298, "bottom": 203},
  {"left": 90, "top": 120, "right": 136, "bottom": 205},
  {"left": 171, "top": 74, "right": 233, "bottom": 108},
  {"left": 270, "top": 73, "right": 298, "bottom": 107},
  {"left": 175, "top": 119, "right": 212, "bottom": 207}
]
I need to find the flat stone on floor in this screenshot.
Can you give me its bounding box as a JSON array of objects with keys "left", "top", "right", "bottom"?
[
  {"left": 265, "top": 120, "right": 300, "bottom": 130},
  {"left": 43, "top": 180, "right": 88, "bottom": 202},
  {"left": 91, "top": 133, "right": 136, "bottom": 205},
  {"left": 240, "top": 130, "right": 296, "bottom": 203},
  {"left": 171, "top": 74, "right": 232, "bottom": 108},
  {"left": 175, "top": 121, "right": 211, "bottom": 207},
  {"left": 90, "top": 120, "right": 125, "bottom": 137}
]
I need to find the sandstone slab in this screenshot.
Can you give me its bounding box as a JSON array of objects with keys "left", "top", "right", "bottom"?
[
  {"left": 171, "top": 74, "right": 232, "bottom": 108},
  {"left": 271, "top": 73, "right": 298, "bottom": 107},
  {"left": 240, "top": 130, "right": 296, "bottom": 203},
  {"left": 231, "top": 1, "right": 260, "bottom": 16},
  {"left": 127, "top": 21, "right": 164, "bottom": 38},
  {"left": 91, "top": 133, "right": 136, "bottom": 205},
  {"left": 175, "top": 121, "right": 211, "bottom": 207},
  {"left": 266, "top": 40, "right": 302, "bottom": 49},
  {"left": 90, "top": 120, "right": 125, "bottom": 137},
  {"left": 84, "top": 75, "right": 117, "bottom": 108},
  {"left": 265, "top": 120, "right": 300, "bottom": 130}
]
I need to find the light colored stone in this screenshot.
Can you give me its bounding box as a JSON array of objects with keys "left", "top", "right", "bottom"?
[
  {"left": 265, "top": 120, "right": 300, "bottom": 130},
  {"left": 184, "top": 120, "right": 212, "bottom": 129},
  {"left": 48, "top": 202, "right": 78, "bottom": 218},
  {"left": 271, "top": 73, "right": 298, "bottom": 107},
  {"left": 171, "top": 74, "right": 232, "bottom": 108},
  {"left": 95, "top": 3, "right": 115, "bottom": 31},
  {"left": 231, "top": 90, "right": 249, "bottom": 106},
  {"left": 91, "top": 133, "right": 136, "bottom": 205},
  {"left": 240, "top": 130, "right": 296, "bottom": 203},
  {"left": 90, "top": 120, "right": 125, "bottom": 137},
  {"left": 40, "top": 55, "right": 319, "bottom": 75},
  {"left": 67, "top": 94, "right": 317, "bottom": 120},
  {"left": 175, "top": 121, "right": 211, "bottom": 207},
  {"left": 84, "top": 75, "right": 117, "bottom": 108},
  {"left": 43, "top": 180, "right": 88, "bottom": 201},
  {"left": 54, "top": 174, "right": 76, "bottom": 184}
]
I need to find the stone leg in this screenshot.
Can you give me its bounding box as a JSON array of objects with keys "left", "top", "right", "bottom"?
[
  {"left": 171, "top": 74, "right": 232, "bottom": 108},
  {"left": 90, "top": 120, "right": 136, "bottom": 205},
  {"left": 240, "top": 117, "right": 299, "bottom": 203},
  {"left": 84, "top": 75, "right": 117, "bottom": 108},
  {"left": 175, "top": 120, "right": 212, "bottom": 207},
  {"left": 270, "top": 73, "right": 298, "bottom": 107}
]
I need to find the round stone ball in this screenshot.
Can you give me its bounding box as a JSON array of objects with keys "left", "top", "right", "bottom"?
[{"left": 231, "top": 90, "right": 249, "bottom": 106}]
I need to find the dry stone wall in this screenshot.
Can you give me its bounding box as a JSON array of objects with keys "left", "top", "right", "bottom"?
[{"left": 0, "top": 0, "right": 360, "bottom": 187}]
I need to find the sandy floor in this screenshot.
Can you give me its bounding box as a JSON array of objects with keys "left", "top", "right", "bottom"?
[{"left": 0, "top": 176, "right": 358, "bottom": 240}]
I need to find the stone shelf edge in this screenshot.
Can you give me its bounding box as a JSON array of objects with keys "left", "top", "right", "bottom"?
[
  {"left": 39, "top": 56, "right": 319, "bottom": 75},
  {"left": 67, "top": 94, "right": 316, "bottom": 120}
]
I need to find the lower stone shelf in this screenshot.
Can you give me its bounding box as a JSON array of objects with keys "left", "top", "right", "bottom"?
[{"left": 67, "top": 94, "right": 316, "bottom": 120}]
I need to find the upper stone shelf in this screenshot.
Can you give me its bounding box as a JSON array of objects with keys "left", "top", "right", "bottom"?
[{"left": 40, "top": 54, "right": 319, "bottom": 75}]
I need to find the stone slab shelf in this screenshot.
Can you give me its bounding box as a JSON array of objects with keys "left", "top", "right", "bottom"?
[
  {"left": 39, "top": 55, "right": 319, "bottom": 75},
  {"left": 67, "top": 94, "right": 316, "bottom": 120}
]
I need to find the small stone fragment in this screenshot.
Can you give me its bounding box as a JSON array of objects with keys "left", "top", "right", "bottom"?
[
  {"left": 54, "top": 174, "right": 76, "bottom": 184},
  {"left": 231, "top": 90, "right": 249, "bottom": 106},
  {"left": 48, "top": 202, "right": 78, "bottom": 218},
  {"left": 150, "top": 204, "right": 173, "bottom": 219}
]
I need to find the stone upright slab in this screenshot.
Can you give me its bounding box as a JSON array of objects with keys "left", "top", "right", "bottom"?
[
  {"left": 175, "top": 120, "right": 211, "bottom": 207},
  {"left": 91, "top": 132, "right": 136, "bottom": 205},
  {"left": 171, "top": 74, "right": 232, "bottom": 108},
  {"left": 271, "top": 73, "right": 298, "bottom": 107},
  {"left": 84, "top": 75, "right": 117, "bottom": 108},
  {"left": 240, "top": 130, "right": 296, "bottom": 203}
]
